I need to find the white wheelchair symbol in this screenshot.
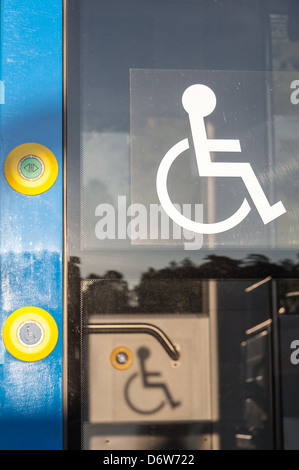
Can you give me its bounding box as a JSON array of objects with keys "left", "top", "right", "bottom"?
[{"left": 156, "top": 84, "right": 286, "bottom": 235}]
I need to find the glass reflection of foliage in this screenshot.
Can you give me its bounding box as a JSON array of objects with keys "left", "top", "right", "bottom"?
[
  {"left": 139, "top": 254, "right": 299, "bottom": 281},
  {"left": 83, "top": 271, "right": 130, "bottom": 315},
  {"left": 80, "top": 254, "right": 299, "bottom": 316},
  {"left": 199, "top": 253, "right": 299, "bottom": 279},
  {"left": 136, "top": 259, "right": 203, "bottom": 313}
]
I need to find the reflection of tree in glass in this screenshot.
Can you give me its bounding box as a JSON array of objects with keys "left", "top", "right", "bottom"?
[
  {"left": 81, "top": 254, "right": 299, "bottom": 315},
  {"left": 199, "top": 255, "right": 242, "bottom": 278},
  {"left": 137, "top": 258, "right": 205, "bottom": 313},
  {"left": 241, "top": 254, "right": 280, "bottom": 278},
  {"left": 83, "top": 270, "right": 130, "bottom": 315}
]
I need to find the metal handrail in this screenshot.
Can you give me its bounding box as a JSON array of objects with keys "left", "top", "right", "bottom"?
[{"left": 84, "top": 322, "right": 180, "bottom": 361}]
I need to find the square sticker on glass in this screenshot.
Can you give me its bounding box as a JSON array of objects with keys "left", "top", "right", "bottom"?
[{"left": 130, "top": 69, "right": 299, "bottom": 251}]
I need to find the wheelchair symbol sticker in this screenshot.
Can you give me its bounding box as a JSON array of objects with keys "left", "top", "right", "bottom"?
[
  {"left": 124, "top": 347, "right": 181, "bottom": 415},
  {"left": 156, "top": 84, "right": 286, "bottom": 235}
]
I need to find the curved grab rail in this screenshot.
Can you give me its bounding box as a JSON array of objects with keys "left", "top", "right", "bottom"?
[{"left": 84, "top": 322, "right": 180, "bottom": 361}]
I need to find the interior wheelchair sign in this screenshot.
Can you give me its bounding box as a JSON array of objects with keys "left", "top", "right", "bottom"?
[
  {"left": 130, "top": 69, "right": 295, "bottom": 250},
  {"left": 125, "top": 346, "right": 181, "bottom": 415}
]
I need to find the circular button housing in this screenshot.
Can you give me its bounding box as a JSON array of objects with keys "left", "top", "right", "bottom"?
[
  {"left": 110, "top": 346, "right": 133, "bottom": 370},
  {"left": 3, "top": 307, "right": 58, "bottom": 362},
  {"left": 4, "top": 143, "right": 58, "bottom": 195}
]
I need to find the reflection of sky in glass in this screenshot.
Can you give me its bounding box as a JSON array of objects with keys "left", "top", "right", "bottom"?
[
  {"left": 81, "top": 132, "right": 130, "bottom": 248},
  {"left": 82, "top": 132, "right": 130, "bottom": 201}
]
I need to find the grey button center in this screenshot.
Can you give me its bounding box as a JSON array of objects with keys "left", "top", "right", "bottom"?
[
  {"left": 18, "top": 321, "right": 44, "bottom": 347},
  {"left": 116, "top": 352, "right": 129, "bottom": 364}
]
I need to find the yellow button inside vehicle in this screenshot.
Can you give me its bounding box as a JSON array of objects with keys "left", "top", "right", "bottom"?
[
  {"left": 4, "top": 143, "right": 58, "bottom": 195},
  {"left": 2, "top": 306, "right": 58, "bottom": 362},
  {"left": 110, "top": 346, "right": 133, "bottom": 370}
]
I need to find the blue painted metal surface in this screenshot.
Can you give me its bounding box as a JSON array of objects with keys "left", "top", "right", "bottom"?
[{"left": 0, "top": 0, "right": 63, "bottom": 449}]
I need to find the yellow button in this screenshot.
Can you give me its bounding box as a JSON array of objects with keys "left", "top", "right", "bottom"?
[
  {"left": 2, "top": 307, "right": 58, "bottom": 362},
  {"left": 4, "top": 143, "right": 58, "bottom": 195},
  {"left": 110, "top": 346, "right": 133, "bottom": 370}
]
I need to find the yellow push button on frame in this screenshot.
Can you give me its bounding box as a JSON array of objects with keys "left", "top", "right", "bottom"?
[
  {"left": 4, "top": 143, "right": 58, "bottom": 195},
  {"left": 2, "top": 307, "right": 58, "bottom": 362}
]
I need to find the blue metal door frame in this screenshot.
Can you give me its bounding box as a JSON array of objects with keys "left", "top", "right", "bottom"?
[{"left": 0, "top": 0, "right": 63, "bottom": 449}]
